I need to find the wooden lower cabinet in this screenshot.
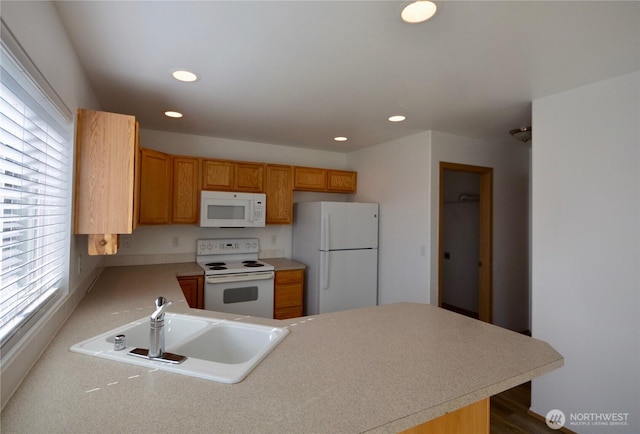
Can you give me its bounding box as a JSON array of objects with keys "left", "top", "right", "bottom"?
[
  {"left": 177, "top": 275, "right": 203, "bottom": 309},
  {"left": 274, "top": 269, "right": 304, "bottom": 319},
  {"left": 399, "top": 398, "right": 489, "bottom": 434}
]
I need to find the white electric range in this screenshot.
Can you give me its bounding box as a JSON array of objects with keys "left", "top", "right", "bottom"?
[{"left": 196, "top": 238, "right": 274, "bottom": 318}]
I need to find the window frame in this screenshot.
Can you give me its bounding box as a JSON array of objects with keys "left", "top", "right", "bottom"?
[{"left": 0, "top": 22, "right": 74, "bottom": 358}]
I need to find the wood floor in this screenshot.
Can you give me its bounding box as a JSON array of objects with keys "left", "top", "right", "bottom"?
[{"left": 490, "top": 382, "right": 558, "bottom": 434}]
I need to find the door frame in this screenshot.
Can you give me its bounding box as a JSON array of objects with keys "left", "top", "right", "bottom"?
[{"left": 438, "top": 162, "right": 493, "bottom": 323}]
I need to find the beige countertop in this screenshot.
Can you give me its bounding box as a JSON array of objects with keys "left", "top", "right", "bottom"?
[
  {"left": 1, "top": 263, "right": 562, "bottom": 433},
  {"left": 262, "top": 257, "right": 306, "bottom": 271}
]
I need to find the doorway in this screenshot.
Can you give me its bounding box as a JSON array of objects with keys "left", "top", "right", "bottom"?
[{"left": 438, "top": 162, "right": 493, "bottom": 323}]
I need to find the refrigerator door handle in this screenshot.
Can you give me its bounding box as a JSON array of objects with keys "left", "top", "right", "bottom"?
[
  {"left": 321, "top": 213, "right": 330, "bottom": 251},
  {"left": 320, "top": 251, "right": 329, "bottom": 289}
]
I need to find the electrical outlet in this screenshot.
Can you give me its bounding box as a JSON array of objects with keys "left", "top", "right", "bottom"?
[
  {"left": 121, "top": 236, "right": 131, "bottom": 249},
  {"left": 172, "top": 236, "right": 180, "bottom": 248}
]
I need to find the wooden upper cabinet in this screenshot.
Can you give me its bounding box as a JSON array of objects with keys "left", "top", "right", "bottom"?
[
  {"left": 172, "top": 156, "right": 200, "bottom": 224},
  {"left": 202, "top": 159, "right": 234, "bottom": 190},
  {"left": 293, "top": 166, "right": 327, "bottom": 191},
  {"left": 328, "top": 170, "right": 357, "bottom": 193},
  {"left": 138, "top": 148, "right": 172, "bottom": 224},
  {"left": 202, "top": 159, "right": 264, "bottom": 193},
  {"left": 293, "top": 166, "right": 357, "bottom": 193},
  {"left": 265, "top": 164, "right": 293, "bottom": 224},
  {"left": 74, "top": 109, "right": 138, "bottom": 247},
  {"left": 234, "top": 162, "right": 264, "bottom": 192}
]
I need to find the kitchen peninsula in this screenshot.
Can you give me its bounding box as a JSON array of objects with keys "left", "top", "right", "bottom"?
[{"left": 1, "top": 264, "right": 563, "bottom": 433}]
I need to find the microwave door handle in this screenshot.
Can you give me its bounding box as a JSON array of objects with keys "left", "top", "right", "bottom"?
[{"left": 249, "top": 200, "right": 254, "bottom": 223}]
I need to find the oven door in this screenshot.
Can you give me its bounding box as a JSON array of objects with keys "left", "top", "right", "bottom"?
[{"left": 204, "top": 271, "right": 274, "bottom": 318}]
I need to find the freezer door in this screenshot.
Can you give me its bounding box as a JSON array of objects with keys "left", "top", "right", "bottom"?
[
  {"left": 318, "top": 249, "right": 378, "bottom": 314},
  {"left": 320, "top": 202, "right": 378, "bottom": 251}
]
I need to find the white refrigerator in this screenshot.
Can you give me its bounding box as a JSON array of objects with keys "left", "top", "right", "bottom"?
[{"left": 292, "top": 201, "right": 378, "bottom": 315}]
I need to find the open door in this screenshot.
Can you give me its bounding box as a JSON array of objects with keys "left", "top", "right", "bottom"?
[{"left": 439, "top": 162, "right": 493, "bottom": 323}]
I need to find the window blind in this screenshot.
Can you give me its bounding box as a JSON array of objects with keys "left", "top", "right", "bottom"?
[{"left": 0, "top": 42, "right": 72, "bottom": 351}]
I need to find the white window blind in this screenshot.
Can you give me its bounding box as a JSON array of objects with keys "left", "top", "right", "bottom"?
[{"left": 0, "top": 42, "right": 72, "bottom": 352}]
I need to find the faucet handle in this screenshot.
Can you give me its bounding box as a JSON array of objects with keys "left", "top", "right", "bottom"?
[{"left": 150, "top": 297, "right": 172, "bottom": 321}]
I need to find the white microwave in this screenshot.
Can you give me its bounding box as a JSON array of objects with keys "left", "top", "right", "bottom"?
[{"left": 200, "top": 191, "right": 266, "bottom": 227}]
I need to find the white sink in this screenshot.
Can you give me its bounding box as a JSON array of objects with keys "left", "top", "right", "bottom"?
[{"left": 70, "top": 313, "right": 289, "bottom": 383}]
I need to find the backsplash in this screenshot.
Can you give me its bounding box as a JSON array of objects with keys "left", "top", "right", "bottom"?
[{"left": 101, "top": 224, "right": 292, "bottom": 267}]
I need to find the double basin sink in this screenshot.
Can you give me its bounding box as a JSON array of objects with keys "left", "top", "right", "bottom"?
[{"left": 70, "top": 313, "right": 289, "bottom": 383}]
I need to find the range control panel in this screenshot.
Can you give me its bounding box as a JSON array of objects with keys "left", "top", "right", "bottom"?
[{"left": 196, "top": 238, "right": 260, "bottom": 255}]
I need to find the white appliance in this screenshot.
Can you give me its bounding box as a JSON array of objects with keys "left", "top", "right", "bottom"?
[
  {"left": 196, "top": 238, "right": 274, "bottom": 318},
  {"left": 292, "top": 201, "right": 379, "bottom": 315},
  {"left": 200, "top": 191, "right": 266, "bottom": 227}
]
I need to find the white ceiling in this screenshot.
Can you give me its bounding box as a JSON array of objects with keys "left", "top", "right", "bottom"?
[{"left": 54, "top": 1, "right": 640, "bottom": 152}]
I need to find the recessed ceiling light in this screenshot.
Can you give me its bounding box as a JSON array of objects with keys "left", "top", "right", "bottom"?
[
  {"left": 334, "top": 136, "right": 348, "bottom": 142},
  {"left": 171, "top": 69, "right": 198, "bottom": 82},
  {"left": 401, "top": 1, "right": 437, "bottom": 24},
  {"left": 388, "top": 115, "right": 406, "bottom": 122},
  {"left": 164, "top": 110, "right": 183, "bottom": 118}
]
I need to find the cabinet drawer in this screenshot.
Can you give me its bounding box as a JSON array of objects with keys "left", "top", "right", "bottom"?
[{"left": 275, "top": 269, "right": 304, "bottom": 285}]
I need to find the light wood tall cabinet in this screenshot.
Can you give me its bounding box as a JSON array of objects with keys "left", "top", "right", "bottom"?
[
  {"left": 265, "top": 164, "right": 293, "bottom": 224},
  {"left": 73, "top": 109, "right": 139, "bottom": 254},
  {"left": 138, "top": 148, "right": 172, "bottom": 224}
]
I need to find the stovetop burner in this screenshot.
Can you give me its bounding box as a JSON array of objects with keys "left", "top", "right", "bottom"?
[
  {"left": 209, "top": 266, "right": 227, "bottom": 270},
  {"left": 244, "top": 262, "right": 264, "bottom": 267},
  {"left": 205, "top": 262, "right": 226, "bottom": 267}
]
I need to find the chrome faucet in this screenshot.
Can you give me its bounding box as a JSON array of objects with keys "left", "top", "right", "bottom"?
[{"left": 148, "top": 296, "right": 172, "bottom": 359}]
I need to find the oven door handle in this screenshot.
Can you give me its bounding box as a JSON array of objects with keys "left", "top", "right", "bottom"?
[{"left": 206, "top": 271, "right": 274, "bottom": 284}]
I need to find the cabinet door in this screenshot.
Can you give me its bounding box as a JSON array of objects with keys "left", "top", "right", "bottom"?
[
  {"left": 202, "top": 159, "right": 234, "bottom": 190},
  {"left": 234, "top": 162, "right": 264, "bottom": 192},
  {"left": 274, "top": 269, "right": 304, "bottom": 319},
  {"left": 293, "top": 166, "right": 327, "bottom": 191},
  {"left": 265, "top": 165, "right": 293, "bottom": 224},
  {"left": 177, "top": 275, "right": 203, "bottom": 309},
  {"left": 139, "top": 148, "right": 172, "bottom": 224},
  {"left": 172, "top": 157, "right": 200, "bottom": 224},
  {"left": 328, "top": 170, "right": 357, "bottom": 193},
  {"left": 74, "top": 109, "right": 137, "bottom": 235}
]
